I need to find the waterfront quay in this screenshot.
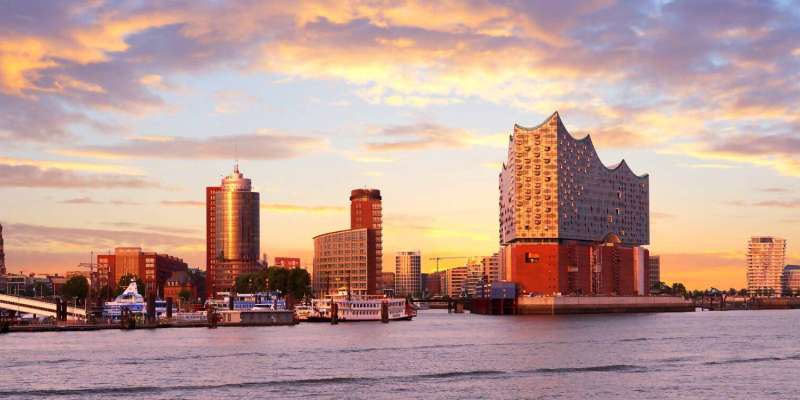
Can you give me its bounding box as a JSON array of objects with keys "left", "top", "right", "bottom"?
[{"left": 4, "top": 309, "right": 296, "bottom": 333}]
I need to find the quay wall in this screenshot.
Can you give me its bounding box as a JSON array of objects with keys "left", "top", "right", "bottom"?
[{"left": 518, "top": 296, "right": 693, "bottom": 315}]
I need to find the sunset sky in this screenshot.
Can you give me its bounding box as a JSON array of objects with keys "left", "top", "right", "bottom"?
[{"left": 1, "top": 0, "right": 798, "bottom": 289}]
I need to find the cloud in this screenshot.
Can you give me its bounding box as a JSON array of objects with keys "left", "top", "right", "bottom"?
[
  {"left": 365, "top": 123, "right": 503, "bottom": 152},
  {"left": 672, "top": 130, "right": 800, "bottom": 176},
  {"left": 727, "top": 199, "right": 800, "bottom": 209},
  {"left": 0, "top": 0, "right": 798, "bottom": 173},
  {"left": 160, "top": 199, "right": 345, "bottom": 214},
  {"left": 678, "top": 163, "right": 740, "bottom": 170},
  {"left": 651, "top": 211, "right": 676, "bottom": 220},
  {"left": 213, "top": 90, "right": 259, "bottom": 114},
  {"left": 59, "top": 197, "right": 141, "bottom": 206},
  {"left": 59, "top": 197, "right": 99, "bottom": 205},
  {"left": 760, "top": 187, "right": 792, "bottom": 194},
  {"left": 585, "top": 127, "right": 654, "bottom": 148},
  {"left": 262, "top": 203, "right": 345, "bottom": 214},
  {"left": 104, "top": 221, "right": 200, "bottom": 235},
  {"left": 0, "top": 164, "right": 156, "bottom": 189},
  {"left": 161, "top": 200, "right": 204, "bottom": 207},
  {"left": 0, "top": 156, "right": 139, "bottom": 175},
  {"left": 346, "top": 154, "right": 395, "bottom": 163},
  {"left": 66, "top": 132, "right": 326, "bottom": 160},
  {"left": 4, "top": 223, "right": 203, "bottom": 254}
]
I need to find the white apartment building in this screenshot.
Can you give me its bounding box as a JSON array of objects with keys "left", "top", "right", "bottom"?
[{"left": 747, "top": 236, "right": 786, "bottom": 295}]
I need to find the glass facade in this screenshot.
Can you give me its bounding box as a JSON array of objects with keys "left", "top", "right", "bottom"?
[{"left": 208, "top": 165, "right": 260, "bottom": 295}]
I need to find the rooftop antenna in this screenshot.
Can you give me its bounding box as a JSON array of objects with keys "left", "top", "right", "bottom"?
[{"left": 234, "top": 144, "right": 239, "bottom": 173}]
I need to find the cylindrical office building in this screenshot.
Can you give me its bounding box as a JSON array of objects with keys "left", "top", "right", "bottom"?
[{"left": 211, "top": 165, "right": 260, "bottom": 294}]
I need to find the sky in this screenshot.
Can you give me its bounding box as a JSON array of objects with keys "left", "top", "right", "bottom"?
[{"left": 1, "top": 0, "right": 798, "bottom": 290}]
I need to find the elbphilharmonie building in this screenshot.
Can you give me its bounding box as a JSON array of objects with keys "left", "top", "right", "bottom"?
[{"left": 499, "top": 112, "right": 652, "bottom": 296}]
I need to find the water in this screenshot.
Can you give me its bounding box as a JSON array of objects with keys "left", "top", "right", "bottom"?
[{"left": 2, "top": 309, "right": 799, "bottom": 399}]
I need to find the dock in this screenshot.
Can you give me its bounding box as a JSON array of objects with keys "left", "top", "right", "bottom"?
[
  {"left": 516, "top": 296, "right": 694, "bottom": 315},
  {"left": 4, "top": 310, "right": 297, "bottom": 333}
]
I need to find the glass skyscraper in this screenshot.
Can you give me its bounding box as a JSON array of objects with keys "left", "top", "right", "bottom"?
[{"left": 207, "top": 165, "right": 260, "bottom": 296}]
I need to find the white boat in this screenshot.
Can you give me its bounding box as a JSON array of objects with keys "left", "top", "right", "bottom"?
[
  {"left": 308, "top": 292, "right": 415, "bottom": 322},
  {"left": 206, "top": 292, "right": 287, "bottom": 311},
  {"left": 294, "top": 304, "right": 312, "bottom": 320},
  {"left": 102, "top": 282, "right": 172, "bottom": 319}
]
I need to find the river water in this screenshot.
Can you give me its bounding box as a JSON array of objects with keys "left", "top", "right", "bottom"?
[{"left": 2, "top": 309, "right": 799, "bottom": 399}]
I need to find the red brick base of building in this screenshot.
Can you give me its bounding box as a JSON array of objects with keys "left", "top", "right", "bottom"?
[{"left": 504, "top": 242, "right": 650, "bottom": 296}]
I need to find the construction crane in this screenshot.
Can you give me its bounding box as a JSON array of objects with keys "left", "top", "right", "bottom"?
[{"left": 428, "top": 256, "right": 480, "bottom": 273}]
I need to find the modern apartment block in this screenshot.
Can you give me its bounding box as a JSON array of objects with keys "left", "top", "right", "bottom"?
[
  {"left": 312, "top": 189, "right": 383, "bottom": 296},
  {"left": 206, "top": 165, "right": 260, "bottom": 296},
  {"left": 498, "top": 112, "right": 651, "bottom": 295},
  {"left": 481, "top": 253, "right": 500, "bottom": 284},
  {"left": 747, "top": 236, "right": 786, "bottom": 295},
  {"left": 440, "top": 266, "right": 468, "bottom": 298},
  {"left": 782, "top": 265, "right": 800, "bottom": 295},
  {"left": 395, "top": 251, "right": 421, "bottom": 297},
  {"left": 97, "top": 247, "right": 188, "bottom": 297},
  {"left": 313, "top": 228, "right": 372, "bottom": 295},
  {"left": 648, "top": 255, "right": 661, "bottom": 291},
  {"left": 440, "top": 262, "right": 484, "bottom": 298}
]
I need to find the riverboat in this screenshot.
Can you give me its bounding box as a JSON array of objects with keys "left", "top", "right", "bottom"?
[{"left": 307, "top": 292, "right": 416, "bottom": 322}]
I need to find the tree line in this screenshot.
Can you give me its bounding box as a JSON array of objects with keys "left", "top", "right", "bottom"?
[{"left": 234, "top": 267, "right": 311, "bottom": 299}]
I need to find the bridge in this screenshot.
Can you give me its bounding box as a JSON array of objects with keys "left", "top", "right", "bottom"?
[{"left": 0, "top": 293, "right": 87, "bottom": 320}]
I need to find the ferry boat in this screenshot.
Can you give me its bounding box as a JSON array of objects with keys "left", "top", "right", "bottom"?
[
  {"left": 206, "top": 292, "right": 287, "bottom": 311},
  {"left": 307, "top": 291, "right": 416, "bottom": 322}
]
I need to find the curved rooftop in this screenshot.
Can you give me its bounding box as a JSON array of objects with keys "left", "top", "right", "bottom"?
[
  {"left": 221, "top": 163, "right": 252, "bottom": 191},
  {"left": 515, "top": 111, "right": 648, "bottom": 179}
]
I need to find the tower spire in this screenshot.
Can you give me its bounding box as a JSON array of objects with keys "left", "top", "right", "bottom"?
[{"left": 234, "top": 144, "right": 239, "bottom": 173}]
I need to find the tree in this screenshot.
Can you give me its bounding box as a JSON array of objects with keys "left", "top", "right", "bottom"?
[
  {"left": 738, "top": 288, "right": 749, "bottom": 297},
  {"left": 671, "top": 282, "right": 687, "bottom": 298},
  {"left": 287, "top": 267, "right": 311, "bottom": 299},
  {"left": 267, "top": 267, "right": 289, "bottom": 293},
  {"left": 116, "top": 274, "right": 145, "bottom": 296},
  {"left": 63, "top": 276, "right": 89, "bottom": 301},
  {"left": 234, "top": 270, "right": 268, "bottom": 293}
]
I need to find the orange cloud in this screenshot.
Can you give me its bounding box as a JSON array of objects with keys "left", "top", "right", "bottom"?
[{"left": 262, "top": 203, "right": 345, "bottom": 214}]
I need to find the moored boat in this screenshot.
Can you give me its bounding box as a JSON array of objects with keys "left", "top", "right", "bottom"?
[{"left": 307, "top": 292, "right": 415, "bottom": 322}]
